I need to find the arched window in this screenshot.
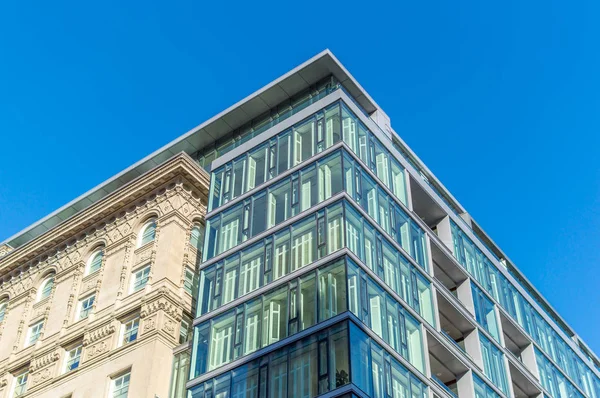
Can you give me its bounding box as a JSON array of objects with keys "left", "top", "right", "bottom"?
[
  {"left": 189, "top": 225, "right": 205, "bottom": 252},
  {"left": 38, "top": 276, "right": 55, "bottom": 301},
  {"left": 138, "top": 220, "right": 157, "bottom": 247},
  {"left": 0, "top": 299, "right": 7, "bottom": 322},
  {"left": 86, "top": 250, "right": 104, "bottom": 275}
]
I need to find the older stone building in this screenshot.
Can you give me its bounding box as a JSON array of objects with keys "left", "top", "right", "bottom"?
[{"left": 0, "top": 154, "right": 208, "bottom": 397}]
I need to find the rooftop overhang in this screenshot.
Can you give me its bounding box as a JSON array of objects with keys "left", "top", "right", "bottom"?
[{"left": 1, "top": 49, "right": 379, "bottom": 252}]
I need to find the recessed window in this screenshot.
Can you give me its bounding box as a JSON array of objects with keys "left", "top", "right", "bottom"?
[
  {"left": 189, "top": 225, "right": 204, "bottom": 252},
  {"left": 63, "top": 345, "right": 82, "bottom": 373},
  {"left": 110, "top": 371, "right": 131, "bottom": 398},
  {"left": 138, "top": 220, "right": 156, "bottom": 247},
  {"left": 179, "top": 316, "right": 192, "bottom": 344},
  {"left": 130, "top": 265, "right": 150, "bottom": 293},
  {"left": 183, "top": 268, "right": 197, "bottom": 295},
  {"left": 0, "top": 299, "right": 7, "bottom": 322},
  {"left": 86, "top": 250, "right": 103, "bottom": 275},
  {"left": 12, "top": 370, "right": 28, "bottom": 397},
  {"left": 37, "top": 275, "right": 55, "bottom": 302},
  {"left": 120, "top": 317, "right": 139, "bottom": 346},
  {"left": 78, "top": 295, "right": 95, "bottom": 320},
  {"left": 26, "top": 321, "right": 44, "bottom": 346}
]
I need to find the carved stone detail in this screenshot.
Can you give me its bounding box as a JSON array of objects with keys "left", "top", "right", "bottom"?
[
  {"left": 83, "top": 323, "right": 116, "bottom": 346},
  {"left": 31, "top": 350, "right": 60, "bottom": 371},
  {"left": 86, "top": 338, "right": 111, "bottom": 360},
  {"left": 140, "top": 296, "right": 181, "bottom": 321},
  {"left": 0, "top": 244, "right": 13, "bottom": 258}
]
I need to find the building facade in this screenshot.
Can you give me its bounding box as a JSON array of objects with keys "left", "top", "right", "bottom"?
[
  {"left": 0, "top": 155, "right": 209, "bottom": 397},
  {"left": 0, "top": 51, "right": 599, "bottom": 398}
]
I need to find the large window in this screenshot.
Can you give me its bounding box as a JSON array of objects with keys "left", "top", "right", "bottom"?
[
  {"left": 12, "top": 370, "right": 28, "bottom": 397},
  {"left": 169, "top": 351, "right": 190, "bottom": 398},
  {"left": 130, "top": 265, "right": 150, "bottom": 293},
  {"left": 205, "top": 152, "right": 344, "bottom": 261},
  {"left": 480, "top": 333, "right": 509, "bottom": 395},
  {"left": 451, "top": 221, "right": 600, "bottom": 395},
  {"left": 473, "top": 374, "right": 502, "bottom": 398},
  {"left": 86, "top": 250, "right": 103, "bottom": 275},
  {"left": 190, "top": 224, "right": 205, "bottom": 252},
  {"left": 120, "top": 317, "right": 140, "bottom": 346},
  {"left": 37, "top": 275, "right": 54, "bottom": 302},
  {"left": 192, "top": 259, "right": 348, "bottom": 377},
  {"left": 26, "top": 321, "right": 44, "bottom": 346},
  {"left": 536, "top": 348, "right": 585, "bottom": 398},
  {"left": 472, "top": 285, "right": 500, "bottom": 342},
  {"left": 210, "top": 103, "right": 342, "bottom": 211},
  {"left": 111, "top": 371, "right": 131, "bottom": 398},
  {"left": 190, "top": 323, "right": 349, "bottom": 398},
  {"left": 199, "top": 202, "right": 345, "bottom": 317},
  {"left": 343, "top": 152, "right": 426, "bottom": 270},
  {"left": 138, "top": 219, "right": 156, "bottom": 247},
  {"left": 347, "top": 260, "right": 425, "bottom": 373},
  {"left": 78, "top": 295, "right": 95, "bottom": 320},
  {"left": 349, "top": 323, "right": 427, "bottom": 398},
  {"left": 344, "top": 204, "right": 434, "bottom": 325},
  {"left": 63, "top": 344, "right": 82, "bottom": 373}
]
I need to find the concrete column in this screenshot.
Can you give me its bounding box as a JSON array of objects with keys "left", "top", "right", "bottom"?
[
  {"left": 435, "top": 216, "right": 454, "bottom": 253},
  {"left": 465, "top": 329, "right": 484, "bottom": 371},
  {"left": 457, "top": 370, "right": 475, "bottom": 398},
  {"left": 521, "top": 343, "right": 540, "bottom": 379},
  {"left": 457, "top": 279, "right": 475, "bottom": 318}
]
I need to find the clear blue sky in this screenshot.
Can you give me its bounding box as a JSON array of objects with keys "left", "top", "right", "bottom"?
[{"left": 1, "top": 1, "right": 599, "bottom": 353}]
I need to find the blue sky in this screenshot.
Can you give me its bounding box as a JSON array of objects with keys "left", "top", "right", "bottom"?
[{"left": 1, "top": 0, "right": 599, "bottom": 354}]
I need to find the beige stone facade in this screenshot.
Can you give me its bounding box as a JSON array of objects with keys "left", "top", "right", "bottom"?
[{"left": 0, "top": 154, "right": 208, "bottom": 398}]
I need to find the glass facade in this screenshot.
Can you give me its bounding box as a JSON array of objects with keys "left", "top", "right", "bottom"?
[
  {"left": 480, "top": 333, "right": 509, "bottom": 395},
  {"left": 452, "top": 221, "right": 600, "bottom": 398},
  {"left": 188, "top": 74, "right": 600, "bottom": 398}
]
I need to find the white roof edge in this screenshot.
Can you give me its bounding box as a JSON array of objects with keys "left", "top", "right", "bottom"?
[{"left": 1, "top": 49, "right": 379, "bottom": 249}]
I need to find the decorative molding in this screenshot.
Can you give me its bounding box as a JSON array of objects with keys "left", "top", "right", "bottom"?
[
  {"left": 86, "top": 338, "right": 111, "bottom": 360},
  {"left": 31, "top": 350, "right": 60, "bottom": 371},
  {"left": 140, "top": 296, "right": 181, "bottom": 321},
  {"left": 83, "top": 323, "right": 116, "bottom": 346},
  {"left": 0, "top": 245, "right": 13, "bottom": 259}
]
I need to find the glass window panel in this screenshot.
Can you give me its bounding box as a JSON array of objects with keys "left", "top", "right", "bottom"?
[
  {"left": 277, "top": 131, "right": 292, "bottom": 175},
  {"left": 291, "top": 217, "right": 316, "bottom": 272},
  {"left": 267, "top": 179, "right": 291, "bottom": 229},
  {"left": 318, "top": 260, "right": 347, "bottom": 322},
  {"left": 262, "top": 287, "right": 288, "bottom": 347},
  {"left": 293, "top": 119, "right": 315, "bottom": 166},
  {"left": 239, "top": 244, "right": 263, "bottom": 297},
  {"left": 299, "top": 273, "right": 316, "bottom": 331},
  {"left": 247, "top": 145, "right": 267, "bottom": 191},
  {"left": 209, "top": 312, "right": 235, "bottom": 371},
  {"left": 251, "top": 193, "right": 267, "bottom": 237}
]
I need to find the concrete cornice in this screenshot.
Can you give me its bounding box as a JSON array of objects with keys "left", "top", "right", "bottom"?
[{"left": 0, "top": 152, "right": 209, "bottom": 279}]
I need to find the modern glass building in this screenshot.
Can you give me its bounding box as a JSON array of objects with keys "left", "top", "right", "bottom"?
[
  {"left": 182, "top": 51, "right": 600, "bottom": 398},
  {"left": 1, "top": 50, "right": 598, "bottom": 398}
]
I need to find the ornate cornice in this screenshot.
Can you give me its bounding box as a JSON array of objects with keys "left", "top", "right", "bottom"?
[
  {"left": 0, "top": 153, "right": 209, "bottom": 278},
  {"left": 31, "top": 350, "right": 60, "bottom": 371},
  {"left": 82, "top": 323, "right": 116, "bottom": 346}
]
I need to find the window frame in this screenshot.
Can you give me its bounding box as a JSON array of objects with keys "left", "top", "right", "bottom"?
[
  {"left": 77, "top": 294, "right": 96, "bottom": 320},
  {"left": 0, "top": 299, "right": 8, "bottom": 322},
  {"left": 26, "top": 320, "right": 44, "bottom": 346},
  {"left": 110, "top": 370, "right": 131, "bottom": 398},
  {"left": 85, "top": 249, "right": 104, "bottom": 276},
  {"left": 119, "top": 316, "right": 140, "bottom": 346},
  {"left": 37, "top": 275, "right": 55, "bottom": 302},
  {"left": 137, "top": 219, "right": 157, "bottom": 248},
  {"left": 63, "top": 344, "right": 83, "bottom": 373},
  {"left": 12, "top": 369, "right": 28, "bottom": 397},
  {"left": 130, "top": 265, "right": 151, "bottom": 293}
]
